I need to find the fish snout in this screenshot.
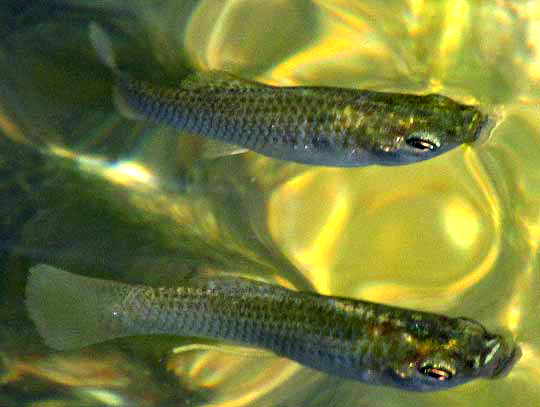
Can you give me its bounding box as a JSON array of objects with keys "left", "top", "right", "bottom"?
[{"left": 482, "top": 336, "right": 521, "bottom": 379}]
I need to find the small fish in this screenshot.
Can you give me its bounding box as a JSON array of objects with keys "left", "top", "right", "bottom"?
[
  {"left": 89, "top": 23, "right": 495, "bottom": 167},
  {"left": 26, "top": 264, "right": 520, "bottom": 391}
]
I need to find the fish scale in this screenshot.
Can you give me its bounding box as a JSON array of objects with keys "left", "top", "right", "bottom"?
[
  {"left": 112, "top": 73, "right": 493, "bottom": 166},
  {"left": 89, "top": 22, "right": 495, "bottom": 166},
  {"left": 26, "top": 265, "right": 521, "bottom": 391}
]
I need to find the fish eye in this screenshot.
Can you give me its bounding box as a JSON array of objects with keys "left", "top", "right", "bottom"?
[
  {"left": 418, "top": 364, "right": 454, "bottom": 381},
  {"left": 405, "top": 136, "right": 438, "bottom": 151}
]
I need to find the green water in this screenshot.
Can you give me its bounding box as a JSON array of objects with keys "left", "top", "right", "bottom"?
[{"left": 1, "top": 1, "right": 539, "bottom": 406}]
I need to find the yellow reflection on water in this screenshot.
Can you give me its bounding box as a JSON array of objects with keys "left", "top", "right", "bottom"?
[
  {"left": 185, "top": 0, "right": 315, "bottom": 75},
  {"left": 268, "top": 169, "right": 349, "bottom": 294},
  {"left": 265, "top": 138, "right": 508, "bottom": 323},
  {"left": 267, "top": 3, "right": 388, "bottom": 85},
  {"left": 433, "top": 0, "right": 469, "bottom": 77},
  {"left": 6, "top": 0, "right": 540, "bottom": 405},
  {"left": 268, "top": 23, "right": 371, "bottom": 86},
  {"left": 503, "top": 304, "right": 521, "bottom": 334},
  {"left": 292, "top": 189, "right": 349, "bottom": 294},
  {"left": 500, "top": 240, "right": 539, "bottom": 334},
  {"left": 521, "top": 214, "right": 540, "bottom": 253},
  {"left": 184, "top": 0, "right": 232, "bottom": 69},
  {"left": 0, "top": 349, "right": 174, "bottom": 406},
  {"left": 46, "top": 143, "right": 224, "bottom": 244},
  {"left": 0, "top": 108, "right": 29, "bottom": 144},
  {"left": 523, "top": 7, "right": 540, "bottom": 80},
  {"left": 169, "top": 349, "right": 299, "bottom": 407},
  {"left": 104, "top": 162, "right": 157, "bottom": 188},
  {"left": 443, "top": 197, "right": 480, "bottom": 249},
  {"left": 172, "top": 343, "right": 273, "bottom": 359},
  {"left": 47, "top": 144, "right": 158, "bottom": 189},
  {"left": 408, "top": 0, "right": 425, "bottom": 16},
  {"left": 82, "top": 390, "right": 124, "bottom": 406},
  {"left": 354, "top": 234, "right": 499, "bottom": 312},
  {"left": 463, "top": 149, "right": 502, "bottom": 230},
  {"left": 512, "top": 343, "right": 540, "bottom": 386}
]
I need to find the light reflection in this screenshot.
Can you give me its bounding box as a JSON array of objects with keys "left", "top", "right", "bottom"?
[
  {"left": 187, "top": 351, "right": 242, "bottom": 387},
  {"left": 44, "top": 143, "right": 302, "bottom": 405},
  {"left": 463, "top": 147, "right": 502, "bottom": 228},
  {"left": 45, "top": 143, "right": 222, "bottom": 243},
  {"left": 81, "top": 389, "right": 124, "bottom": 406},
  {"left": 525, "top": 15, "right": 540, "bottom": 80},
  {"left": 500, "top": 248, "right": 538, "bottom": 334},
  {"left": 268, "top": 169, "right": 349, "bottom": 295},
  {"left": 444, "top": 237, "right": 498, "bottom": 298},
  {"left": 0, "top": 108, "right": 29, "bottom": 144},
  {"left": 433, "top": 0, "right": 469, "bottom": 76},
  {"left": 266, "top": 9, "right": 386, "bottom": 85},
  {"left": 104, "top": 161, "right": 157, "bottom": 188},
  {"left": 355, "top": 223, "right": 499, "bottom": 311},
  {"left": 268, "top": 148, "right": 503, "bottom": 314},
  {"left": 293, "top": 189, "right": 349, "bottom": 295},
  {"left": 172, "top": 343, "right": 272, "bottom": 359},
  {"left": 443, "top": 197, "right": 480, "bottom": 249},
  {"left": 5, "top": 353, "right": 130, "bottom": 388},
  {"left": 185, "top": 0, "right": 317, "bottom": 76},
  {"left": 504, "top": 305, "right": 521, "bottom": 333},
  {"left": 169, "top": 350, "right": 299, "bottom": 407},
  {"left": 408, "top": 0, "right": 425, "bottom": 17},
  {"left": 47, "top": 144, "right": 158, "bottom": 189},
  {"left": 512, "top": 343, "right": 540, "bottom": 384},
  {"left": 433, "top": 150, "right": 501, "bottom": 301},
  {"left": 211, "top": 362, "right": 299, "bottom": 407},
  {"left": 0, "top": 350, "right": 174, "bottom": 406},
  {"left": 521, "top": 212, "right": 540, "bottom": 253},
  {"left": 185, "top": 0, "right": 234, "bottom": 69},
  {"left": 6, "top": 0, "right": 538, "bottom": 405}
]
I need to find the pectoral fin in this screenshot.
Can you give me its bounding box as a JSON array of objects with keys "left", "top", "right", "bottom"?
[{"left": 201, "top": 138, "right": 249, "bottom": 159}]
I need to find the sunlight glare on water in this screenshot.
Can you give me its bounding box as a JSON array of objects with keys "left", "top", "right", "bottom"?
[{"left": 1, "top": 0, "right": 540, "bottom": 406}]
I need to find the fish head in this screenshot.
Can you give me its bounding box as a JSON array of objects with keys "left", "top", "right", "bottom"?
[
  {"left": 373, "top": 314, "right": 520, "bottom": 391},
  {"left": 364, "top": 94, "right": 494, "bottom": 166}
]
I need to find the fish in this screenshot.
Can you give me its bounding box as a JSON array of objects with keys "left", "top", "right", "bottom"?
[
  {"left": 25, "top": 264, "right": 520, "bottom": 392},
  {"left": 89, "top": 23, "right": 495, "bottom": 167}
]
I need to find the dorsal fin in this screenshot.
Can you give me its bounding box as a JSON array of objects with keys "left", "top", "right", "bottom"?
[{"left": 181, "top": 70, "right": 266, "bottom": 90}]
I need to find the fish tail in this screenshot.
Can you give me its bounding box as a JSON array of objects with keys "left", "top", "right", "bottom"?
[
  {"left": 25, "top": 264, "right": 125, "bottom": 350},
  {"left": 89, "top": 22, "right": 118, "bottom": 73}
]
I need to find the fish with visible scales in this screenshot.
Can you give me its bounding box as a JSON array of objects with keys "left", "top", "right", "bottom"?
[
  {"left": 25, "top": 264, "right": 521, "bottom": 392},
  {"left": 89, "top": 22, "right": 496, "bottom": 167}
]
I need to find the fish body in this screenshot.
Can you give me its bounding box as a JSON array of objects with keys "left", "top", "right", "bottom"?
[
  {"left": 26, "top": 265, "right": 520, "bottom": 391},
  {"left": 90, "top": 23, "right": 494, "bottom": 167}
]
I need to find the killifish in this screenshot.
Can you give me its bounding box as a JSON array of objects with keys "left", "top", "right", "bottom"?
[
  {"left": 26, "top": 264, "right": 520, "bottom": 391},
  {"left": 89, "top": 23, "right": 495, "bottom": 167}
]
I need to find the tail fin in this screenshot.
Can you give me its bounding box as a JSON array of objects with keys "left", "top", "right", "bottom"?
[
  {"left": 25, "top": 264, "right": 125, "bottom": 350},
  {"left": 89, "top": 22, "right": 118, "bottom": 73}
]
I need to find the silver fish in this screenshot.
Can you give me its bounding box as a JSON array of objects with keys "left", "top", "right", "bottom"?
[
  {"left": 26, "top": 264, "right": 520, "bottom": 392},
  {"left": 89, "top": 23, "right": 494, "bottom": 167}
]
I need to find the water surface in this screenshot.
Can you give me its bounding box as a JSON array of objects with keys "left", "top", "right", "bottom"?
[{"left": 1, "top": 1, "right": 539, "bottom": 406}]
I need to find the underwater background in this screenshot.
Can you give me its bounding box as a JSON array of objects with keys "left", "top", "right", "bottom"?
[{"left": 1, "top": 1, "right": 539, "bottom": 406}]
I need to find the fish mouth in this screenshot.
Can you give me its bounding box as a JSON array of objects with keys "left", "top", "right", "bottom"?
[
  {"left": 485, "top": 342, "right": 522, "bottom": 379},
  {"left": 473, "top": 108, "right": 503, "bottom": 146},
  {"left": 490, "top": 344, "right": 522, "bottom": 378}
]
